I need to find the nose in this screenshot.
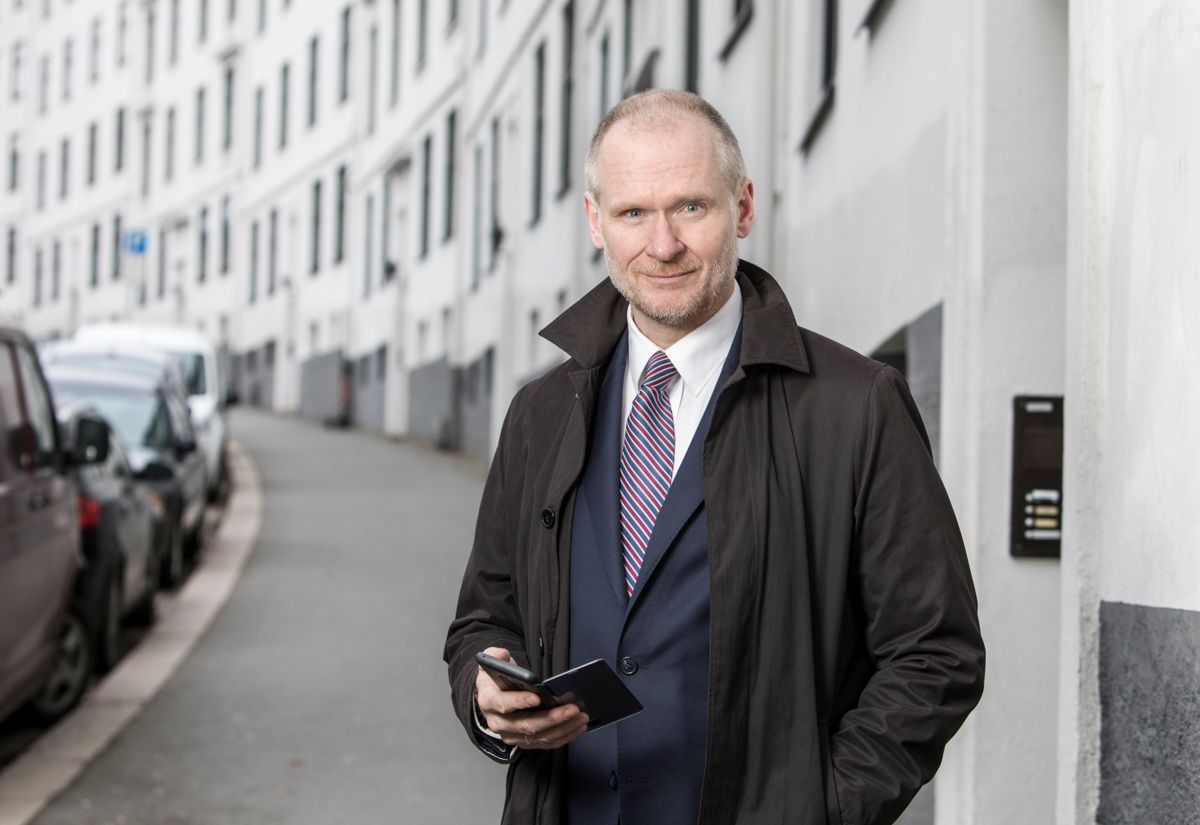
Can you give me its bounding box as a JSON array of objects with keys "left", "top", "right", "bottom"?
[{"left": 646, "top": 216, "right": 685, "bottom": 262}]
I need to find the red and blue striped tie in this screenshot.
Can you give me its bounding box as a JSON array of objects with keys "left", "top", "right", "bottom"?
[{"left": 619, "top": 350, "right": 678, "bottom": 597}]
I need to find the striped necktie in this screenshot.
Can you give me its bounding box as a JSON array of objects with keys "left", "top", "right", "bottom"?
[{"left": 619, "top": 350, "right": 678, "bottom": 597}]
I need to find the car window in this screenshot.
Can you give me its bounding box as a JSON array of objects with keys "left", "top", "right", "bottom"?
[
  {"left": 14, "top": 345, "right": 59, "bottom": 470},
  {"left": 49, "top": 381, "right": 171, "bottom": 451},
  {"left": 106, "top": 433, "right": 132, "bottom": 478},
  {"left": 163, "top": 391, "right": 194, "bottom": 440},
  {"left": 178, "top": 353, "right": 207, "bottom": 396},
  {"left": 0, "top": 342, "right": 22, "bottom": 481}
]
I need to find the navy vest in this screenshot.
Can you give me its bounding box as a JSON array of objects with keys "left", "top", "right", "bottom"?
[{"left": 566, "top": 329, "right": 741, "bottom": 825}]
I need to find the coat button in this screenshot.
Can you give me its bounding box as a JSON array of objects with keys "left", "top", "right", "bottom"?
[
  {"left": 540, "top": 508, "right": 556, "bottom": 529},
  {"left": 608, "top": 771, "right": 618, "bottom": 790},
  {"left": 619, "top": 656, "right": 638, "bottom": 675}
]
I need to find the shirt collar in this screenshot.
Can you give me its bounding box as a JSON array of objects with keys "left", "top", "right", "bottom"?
[{"left": 626, "top": 286, "right": 743, "bottom": 398}]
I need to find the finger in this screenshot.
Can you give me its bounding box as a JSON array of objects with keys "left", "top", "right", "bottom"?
[
  {"left": 501, "top": 714, "right": 591, "bottom": 749},
  {"left": 495, "top": 706, "right": 589, "bottom": 745},
  {"left": 481, "top": 646, "right": 513, "bottom": 663},
  {"left": 477, "top": 684, "right": 543, "bottom": 715}
]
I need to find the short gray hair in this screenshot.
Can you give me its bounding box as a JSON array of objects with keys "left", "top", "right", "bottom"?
[{"left": 584, "top": 90, "right": 748, "bottom": 203}]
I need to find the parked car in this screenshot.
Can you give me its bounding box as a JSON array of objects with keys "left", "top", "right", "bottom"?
[
  {"left": 40, "top": 339, "right": 189, "bottom": 401},
  {"left": 45, "top": 365, "right": 207, "bottom": 588},
  {"left": 0, "top": 327, "right": 107, "bottom": 724},
  {"left": 73, "top": 325, "right": 228, "bottom": 501},
  {"left": 58, "top": 402, "right": 161, "bottom": 673}
]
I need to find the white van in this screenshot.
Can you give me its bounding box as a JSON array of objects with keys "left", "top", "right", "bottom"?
[{"left": 73, "top": 324, "right": 227, "bottom": 499}]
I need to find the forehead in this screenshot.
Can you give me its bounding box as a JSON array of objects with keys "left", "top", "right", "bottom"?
[{"left": 595, "top": 116, "right": 725, "bottom": 204}]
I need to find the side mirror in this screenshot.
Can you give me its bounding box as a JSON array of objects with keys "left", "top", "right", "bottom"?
[
  {"left": 67, "top": 414, "right": 110, "bottom": 466},
  {"left": 174, "top": 434, "right": 198, "bottom": 458}
]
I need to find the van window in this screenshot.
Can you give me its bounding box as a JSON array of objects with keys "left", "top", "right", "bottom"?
[
  {"left": 15, "top": 345, "right": 59, "bottom": 470},
  {"left": 179, "top": 353, "right": 206, "bottom": 395}
]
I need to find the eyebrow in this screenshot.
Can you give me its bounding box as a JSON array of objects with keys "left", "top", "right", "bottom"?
[{"left": 607, "top": 194, "right": 713, "bottom": 216}]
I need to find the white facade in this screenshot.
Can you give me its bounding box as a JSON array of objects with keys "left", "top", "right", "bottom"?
[{"left": 1, "top": 1, "right": 1196, "bottom": 824}]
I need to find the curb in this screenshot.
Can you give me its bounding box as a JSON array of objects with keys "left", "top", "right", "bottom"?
[{"left": 0, "top": 439, "right": 264, "bottom": 825}]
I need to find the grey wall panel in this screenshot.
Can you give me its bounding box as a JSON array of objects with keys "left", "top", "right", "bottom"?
[
  {"left": 408, "top": 357, "right": 459, "bottom": 449},
  {"left": 299, "top": 350, "right": 347, "bottom": 425},
  {"left": 1099, "top": 601, "right": 1200, "bottom": 825}
]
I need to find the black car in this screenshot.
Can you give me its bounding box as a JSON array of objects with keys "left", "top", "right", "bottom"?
[
  {"left": 58, "top": 403, "right": 161, "bottom": 673},
  {"left": 45, "top": 366, "right": 207, "bottom": 589}
]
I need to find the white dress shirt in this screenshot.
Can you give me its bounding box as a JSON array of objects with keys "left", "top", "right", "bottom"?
[{"left": 622, "top": 287, "right": 743, "bottom": 479}]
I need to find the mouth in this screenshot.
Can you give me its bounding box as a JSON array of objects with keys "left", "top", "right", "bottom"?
[{"left": 639, "top": 268, "right": 696, "bottom": 281}]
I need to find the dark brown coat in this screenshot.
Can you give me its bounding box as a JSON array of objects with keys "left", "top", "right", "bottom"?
[{"left": 444, "top": 261, "right": 985, "bottom": 825}]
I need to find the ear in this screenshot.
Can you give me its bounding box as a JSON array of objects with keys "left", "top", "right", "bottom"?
[
  {"left": 584, "top": 193, "right": 605, "bottom": 250},
  {"left": 735, "top": 179, "right": 755, "bottom": 239}
]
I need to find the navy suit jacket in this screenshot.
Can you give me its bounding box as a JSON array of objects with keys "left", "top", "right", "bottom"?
[{"left": 566, "top": 328, "right": 741, "bottom": 825}]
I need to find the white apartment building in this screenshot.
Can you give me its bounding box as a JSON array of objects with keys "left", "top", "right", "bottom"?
[{"left": 1, "top": 2, "right": 1197, "bottom": 824}]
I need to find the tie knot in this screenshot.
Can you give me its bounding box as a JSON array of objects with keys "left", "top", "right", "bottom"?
[{"left": 640, "top": 351, "right": 677, "bottom": 392}]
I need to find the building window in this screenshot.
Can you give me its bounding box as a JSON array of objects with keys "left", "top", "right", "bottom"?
[
  {"left": 443, "top": 108, "right": 456, "bottom": 241},
  {"left": 257, "top": 0, "right": 266, "bottom": 33},
  {"left": 530, "top": 42, "right": 545, "bottom": 226},
  {"left": 7, "top": 135, "right": 17, "bottom": 192},
  {"left": 36, "top": 150, "right": 46, "bottom": 209},
  {"left": 222, "top": 65, "right": 234, "bottom": 151},
  {"left": 558, "top": 1, "right": 574, "bottom": 196},
  {"left": 471, "top": 143, "right": 482, "bottom": 289},
  {"left": 58, "top": 137, "right": 69, "bottom": 200},
  {"left": 165, "top": 106, "right": 176, "bottom": 180},
  {"left": 389, "top": 0, "right": 401, "bottom": 107},
  {"left": 112, "top": 213, "right": 122, "bottom": 280},
  {"left": 719, "top": 0, "right": 754, "bottom": 62},
  {"left": 87, "top": 122, "right": 97, "bottom": 186},
  {"left": 169, "top": 0, "right": 179, "bottom": 64},
  {"left": 197, "top": 206, "right": 208, "bottom": 283},
  {"left": 799, "top": 0, "right": 836, "bottom": 155},
  {"left": 253, "top": 86, "right": 263, "bottom": 167},
  {"left": 33, "top": 247, "right": 43, "bottom": 306},
  {"left": 145, "top": 7, "right": 155, "bottom": 85},
  {"left": 267, "top": 207, "right": 277, "bottom": 295},
  {"left": 622, "top": 0, "right": 632, "bottom": 81},
  {"left": 7, "top": 134, "right": 18, "bottom": 192},
  {"left": 339, "top": 6, "right": 351, "bottom": 102},
  {"left": 199, "top": 0, "right": 209, "bottom": 43},
  {"left": 157, "top": 226, "right": 167, "bottom": 298},
  {"left": 310, "top": 178, "right": 322, "bottom": 274},
  {"left": 90, "top": 18, "right": 101, "bottom": 83},
  {"left": 334, "top": 164, "right": 347, "bottom": 263},
  {"left": 416, "top": 0, "right": 427, "bottom": 70},
  {"left": 61, "top": 39, "right": 72, "bottom": 101},
  {"left": 249, "top": 219, "right": 259, "bottom": 302},
  {"left": 140, "top": 116, "right": 151, "bottom": 196},
  {"left": 228, "top": 0, "right": 237, "bottom": 23},
  {"left": 599, "top": 30, "right": 610, "bottom": 120},
  {"left": 38, "top": 55, "right": 48, "bottom": 114},
  {"left": 489, "top": 115, "right": 500, "bottom": 269},
  {"left": 381, "top": 174, "right": 393, "bottom": 282},
  {"left": 220, "top": 195, "right": 231, "bottom": 275},
  {"left": 5, "top": 227, "right": 16, "bottom": 285},
  {"left": 9, "top": 43, "right": 21, "bottom": 103},
  {"left": 448, "top": 0, "right": 458, "bottom": 30},
  {"left": 278, "top": 63, "right": 289, "bottom": 149},
  {"left": 363, "top": 192, "right": 373, "bottom": 296},
  {"left": 307, "top": 36, "right": 318, "bottom": 128},
  {"left": 118, "top": 2, "right": 129, "bottom": 67},
  {"left": 50, "top": 242, "right": 61, "bottom": 299},
  {"left": 90, "top": 222, "right": 101, "bottom": 286},
  {"left": 419, "top": 133, "right": 431, "bottom": 258},
  {"left": 685, "top": 0, "right": 699, "bottom": 93},
  {"left": 195, "top": 86, "right": 206, "bottom": 164},
  {"left": 368, "top": 25, "right": 378, "bottom": 135},
  {"left": 476, "top": 0, "right": 488, "bottom": 60},
  {"left": 114, "top": 107, "right": 125, "bottom": 171}
]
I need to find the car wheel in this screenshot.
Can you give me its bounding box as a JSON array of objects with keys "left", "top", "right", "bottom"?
[
  {"left": 94, "top": 572, "right": 124, "bottom": 674},
  {"left": 29, "top": 608, "right": 92, "bottom": 723},
  {"left": 161, "top": 524, "right": 185, "bottom": 589}
]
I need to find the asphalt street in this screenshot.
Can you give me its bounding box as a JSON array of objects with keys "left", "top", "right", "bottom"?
[{"left": 29, "top": 408, "right": 505, "bottom": 824}]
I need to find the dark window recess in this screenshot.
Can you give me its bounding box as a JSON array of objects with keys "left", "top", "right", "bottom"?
[
  {"left": 557, "top": 1, "right": 574, "bottom": 197},
  {"left": 858, "top": 0, "right": 896, "bottom": 37},
  {"left": 112, "top": 214, "right": 122, "bottom": 280},
  {"left": 718, "top": 0, "right": 754, "bottom": 62},
  {"left": 799, "top": 0, "right": 837, "bottom": 156},
  {"left": 375, "top": 344, "right": 386, "bottom": 380},
  {"left": 334, "top": 164, "right": 347, "bottom": 263},
  {"left": 197, "top": 206, "right": 208, "bottom": 283},
  {"left": 339, "top": 6, "right": 351, "bottom": 102},
  {"left": 530, "top": 42, "right": 544, "bottom": 225},
  {"left": 419, "top": 133, "right": 431, "bottom": 258},
  {"left": 249, "top": 219, "right": 259, "bottom": 302},
  {"left": 307, "top": 36, "right": 319, "bottom": 127},
  {"left": 443, "top": 108, "right": 456, "bottom": 241},
  {"left": 222, "top": 65, "right": 234, "bottom": 151},
  {"left": 685, "top": 0, "right": 700, "bottom": 92},
  {"left": 311, "top": 179, "right": 322, "bottom": 274},
  {"left": 416, "top": 0, "right": 428, "bottom": 70}
]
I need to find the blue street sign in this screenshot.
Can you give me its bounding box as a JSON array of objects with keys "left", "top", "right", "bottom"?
[{"left": 125, "top": 229, "right": 148, "bottom": 255}]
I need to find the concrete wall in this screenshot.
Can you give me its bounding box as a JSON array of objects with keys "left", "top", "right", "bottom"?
[{"left": 1060, "top": 3, "right": 1200, "bottom": 822}]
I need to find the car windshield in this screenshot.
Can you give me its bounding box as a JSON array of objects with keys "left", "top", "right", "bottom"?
[
  {"left": 48, "top": 352, "right": 163, "bottom": 381},
  {"left": 49, "top": 381, "right": 171, "bottom": 450},
  {"left": 176, "top": 353, "right": 206, "bottom": 396}
]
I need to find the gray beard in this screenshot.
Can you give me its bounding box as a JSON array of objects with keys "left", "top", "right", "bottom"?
[{"left": 605, "top": 238, "right": 739, "bottom": 329}]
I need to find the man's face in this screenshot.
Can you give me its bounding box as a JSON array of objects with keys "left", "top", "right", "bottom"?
[{"left": 584, "top": 116, "right": 754, "bottom": 345}]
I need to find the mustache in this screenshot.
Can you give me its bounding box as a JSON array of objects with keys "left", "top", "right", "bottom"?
[{"left": 630, "top": 264, "right": 699, "bottom": 277}]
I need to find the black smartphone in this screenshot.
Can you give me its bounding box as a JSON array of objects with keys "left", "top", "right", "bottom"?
[
  {"left": 475, "top": 652, "right": 561, "bottom": 708},
  {"left": 475, "top": 652, "right": 643, "bottom": 730}
]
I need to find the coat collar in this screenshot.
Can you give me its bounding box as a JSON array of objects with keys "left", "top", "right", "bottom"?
[{"left": 541, "top": 259, "right": 810, "bottom": 375}]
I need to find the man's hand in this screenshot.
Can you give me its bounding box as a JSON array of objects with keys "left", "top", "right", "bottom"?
[{"left": 475, "top": 647, "right": 590, "bottom": 750}]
